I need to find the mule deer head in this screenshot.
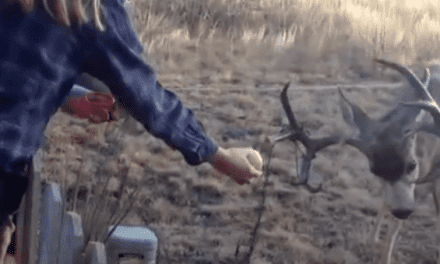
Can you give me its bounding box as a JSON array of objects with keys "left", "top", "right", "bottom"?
[
  {"left": 395, "top": 62, "right": 440, "bottom": 186},
  {"left": 273, "top": 59, "right": 431, "bottom": 219}
]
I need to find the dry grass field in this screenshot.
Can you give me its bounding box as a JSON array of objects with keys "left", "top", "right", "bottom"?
[{"left": 41, "top": 0, "right": 440, "bottom": 263}]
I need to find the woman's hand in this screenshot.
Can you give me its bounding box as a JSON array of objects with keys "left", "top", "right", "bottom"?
[{"left": 208, "top": 147, "right": 263, "bottom": 185}]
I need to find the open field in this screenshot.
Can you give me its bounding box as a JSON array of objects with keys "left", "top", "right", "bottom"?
[
  {"left": 130, "top": 0, "right": 440, "bottom": 79},
  {"left": 42, "top": 0, "right": 440, "bottom": 263},
  {"left": 44, "top": 78, "right": 440, "bottom": 263}
]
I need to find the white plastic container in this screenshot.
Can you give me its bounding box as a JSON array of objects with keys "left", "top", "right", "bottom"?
[{"left": 104, "top": 225, "right": 157, "bottom": 264}]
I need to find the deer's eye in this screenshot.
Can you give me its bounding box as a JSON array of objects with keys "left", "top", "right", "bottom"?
[{"left": 406, "top": 160, "right": 417, "bottom": 173}]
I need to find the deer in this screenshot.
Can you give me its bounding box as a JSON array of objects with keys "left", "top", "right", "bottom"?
[{"left": 270, "top": 59, "right": 440, "bottom": 264}]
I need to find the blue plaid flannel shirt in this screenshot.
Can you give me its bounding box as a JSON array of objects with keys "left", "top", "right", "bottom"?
[{"left": 0, "top": 0, "right": 218, "bottom": 175}]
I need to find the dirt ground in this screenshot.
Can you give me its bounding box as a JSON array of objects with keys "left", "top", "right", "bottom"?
[{"left": 42, "top": 69, "right": 440, "bottom": 264}]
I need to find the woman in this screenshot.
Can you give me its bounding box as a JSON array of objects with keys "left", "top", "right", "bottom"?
[{"left": 0, "top": 0, "right": 263, "bottom": 262}]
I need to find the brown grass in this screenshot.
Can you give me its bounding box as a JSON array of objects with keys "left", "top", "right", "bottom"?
[
  {"left": 130, "top": 0, "right": 440, "bottom": 81},
  {"left": 42, "top": 112, "right": 143, "bottom": 250}
]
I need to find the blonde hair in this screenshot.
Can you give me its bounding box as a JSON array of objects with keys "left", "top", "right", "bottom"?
[{"left": 11, "top": 0, "right": 105, "bottom": 31}]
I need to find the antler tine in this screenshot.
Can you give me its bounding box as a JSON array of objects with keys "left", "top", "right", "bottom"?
[
  {"left": 279, "top": 83, "right": 312, "bottom": 149},
  {"left": 423, "top": 67, "right": 431, "bottom": 87},
  {"left": 280, "top": 83, "right": 342, "bottom": 150},
  {"left": 394, "top": 68, "right": 440, "bottom": 130},
  {"left": 400, "top": 100, "right": 440, "bottom": 128},
  {"left": 275, "top": 83, "right": 342, "bottom": 189},
  {"left": 374, "top": 59, "right": 431, "bottom": 101},
  {"left": 280, "top": 83, "right": 303, "bottom": 133},
  {"left": 374, "top": 59, "right": 440, "bottom": 129}
]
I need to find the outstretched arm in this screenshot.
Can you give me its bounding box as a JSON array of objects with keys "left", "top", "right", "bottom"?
[{"left": 77, "top": 0, "right": 264, "bottom": 183}]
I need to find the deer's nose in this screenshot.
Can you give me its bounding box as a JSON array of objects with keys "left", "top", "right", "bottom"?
[{"left": 392, "top": 209, "right": 412, "bottom": 219}]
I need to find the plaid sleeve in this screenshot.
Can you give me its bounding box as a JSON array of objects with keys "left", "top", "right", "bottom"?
[{"left": 76, "top": 0, "right": 218, "bottom": 165}]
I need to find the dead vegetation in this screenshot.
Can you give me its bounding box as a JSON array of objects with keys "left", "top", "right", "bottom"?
[{"left": 131, "top": 0, "right": 440, "bottom": 81}]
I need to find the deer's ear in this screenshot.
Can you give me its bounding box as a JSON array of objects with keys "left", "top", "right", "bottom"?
[{"left": 338, "top": 88, "right": 372, "bottom": 131}]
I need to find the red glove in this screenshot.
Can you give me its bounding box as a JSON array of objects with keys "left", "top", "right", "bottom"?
[{"left": 61, "top": 92, "right": 116, "bottom": 123}]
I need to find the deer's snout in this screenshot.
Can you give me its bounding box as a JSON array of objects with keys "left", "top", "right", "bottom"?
[
  {"left": 391, "top": 209, "right": 412, "bottom": 219},
  {"left": 385, "top": 181, "right": 415, "bottom": 219}
]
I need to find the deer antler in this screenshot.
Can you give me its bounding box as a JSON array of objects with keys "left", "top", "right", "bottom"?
[
  {"left": 375, "top": 59, "right": 440, "bottom": 128},
  {"left": 375, "top": 59, "right": 429, "bottom": 97},
  {"left": 269, "top": 83, "right": 341, "bottom": 192}
]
